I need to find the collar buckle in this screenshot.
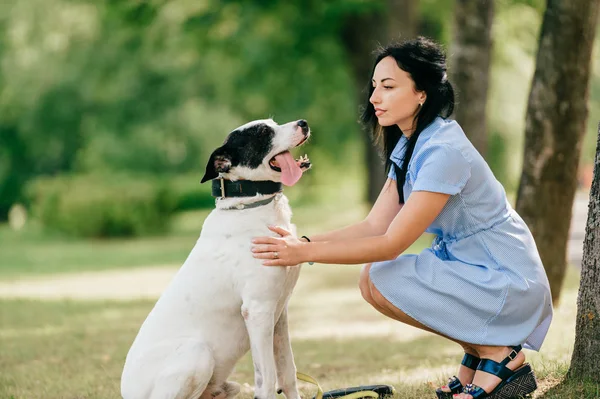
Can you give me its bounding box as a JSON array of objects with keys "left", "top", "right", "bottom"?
[{"left": 219, "top": 177, "right": 226, "bottom": 199}]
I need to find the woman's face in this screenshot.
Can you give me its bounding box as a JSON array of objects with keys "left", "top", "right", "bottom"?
[{"left": 370, "top": 56, "right": 426, "bottom": 134}]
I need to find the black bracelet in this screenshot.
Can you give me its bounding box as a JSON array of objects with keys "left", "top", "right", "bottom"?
[{"left": 300, "top": 235, "right": 314, "bottom": 265}]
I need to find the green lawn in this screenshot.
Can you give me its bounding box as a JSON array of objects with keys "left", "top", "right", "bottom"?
[
  {"left": 0, "top": 265, "right": 595, "bottom": 398},
  {"left": 0, "top": 193, "right": 597, "bottom": 398}
]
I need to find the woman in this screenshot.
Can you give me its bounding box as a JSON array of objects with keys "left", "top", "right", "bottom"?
[{"left": 251, "top": 37, "right": 552, "bottom": 399}]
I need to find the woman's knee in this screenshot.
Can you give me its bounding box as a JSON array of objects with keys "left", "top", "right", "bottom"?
[
  {"left": 369, "top": 282, "right": 390, "bottom": 309},
  {"left": 359, "top": 263, "right": 374, "bottom": 302},
  {"left": 360, "top": 265, "right": 392, "bottom": 311}
]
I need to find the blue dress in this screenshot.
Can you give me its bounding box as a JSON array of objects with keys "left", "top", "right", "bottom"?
[{"left": 369, "top": 117, "right": 553, "bottom": 350}]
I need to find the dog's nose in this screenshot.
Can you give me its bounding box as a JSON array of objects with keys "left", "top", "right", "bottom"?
[{"left": 297, "top": 119, "right": 309, "bottom": 132}]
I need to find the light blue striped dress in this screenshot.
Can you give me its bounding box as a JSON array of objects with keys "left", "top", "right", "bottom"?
[{"left": 369, "top": 117, "right": 553, "bottom": 350}]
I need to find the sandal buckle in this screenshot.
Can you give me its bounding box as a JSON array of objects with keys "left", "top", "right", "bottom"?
[
  {"left": 508, "top": 349, "right": 518, "bottom": 360},
  {"left": 463, "top": 384, "right": 478, "bottom": 394}
]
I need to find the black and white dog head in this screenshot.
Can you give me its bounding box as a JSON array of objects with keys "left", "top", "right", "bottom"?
[{"left": 201, "top": 119, "right": 311, "bottom": 186}]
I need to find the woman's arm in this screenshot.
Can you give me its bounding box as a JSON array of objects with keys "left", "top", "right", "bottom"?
[
  {"left": 305, "top": 178, "right": 403, "bottom": 242},
  {"left": 253, "top": 190, "right": 450, "bottom": 266},
  {"left": 303, "top": 190, "right": 450, "bottom": 264}
]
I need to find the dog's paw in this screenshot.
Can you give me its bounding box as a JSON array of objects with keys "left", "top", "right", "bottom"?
[
  {"left": 274, "top": 388, "right": 300, "bottom": 399},
  {"left": 222, "top": 381, "right": 241, "bottom": 398}
]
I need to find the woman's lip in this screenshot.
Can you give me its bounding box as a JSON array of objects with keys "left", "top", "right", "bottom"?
[{"left": 375, "top": 109, "right": 386, "bottom": 116}]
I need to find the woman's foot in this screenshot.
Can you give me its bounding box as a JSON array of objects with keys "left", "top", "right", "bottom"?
[
  {"left": 453, "top": 346, "right": 525, "bottom": 399},
  {"left": 437, "top": 352, "right": 479, "bottom": 395},
  {"left": 438, "top": 363, "right": 476, "bottom": 393}
]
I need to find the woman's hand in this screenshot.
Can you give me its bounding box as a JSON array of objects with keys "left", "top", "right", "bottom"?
[{"left": 251, "top": 225, "right": 306, "bottom": 266}]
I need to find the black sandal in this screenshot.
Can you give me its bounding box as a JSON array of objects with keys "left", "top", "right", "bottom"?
[
  {"left": 459, "top": 345, "right": 537, "bottom": 398},
  {"left": 435, "top": 353, "right": 480, "bottom": 399}
]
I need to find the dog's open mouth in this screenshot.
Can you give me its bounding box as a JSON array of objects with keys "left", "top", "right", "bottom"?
[
  {"left": 268, "top": 136, "right": 311, "bottom": 186},
  {"left": 269, "top": 153, "right": 311, "bottom": 172}
]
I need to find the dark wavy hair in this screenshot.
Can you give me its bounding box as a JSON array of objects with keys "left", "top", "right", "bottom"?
[{"left": 361, "top": 36, "right": 455, "bottom": 203}]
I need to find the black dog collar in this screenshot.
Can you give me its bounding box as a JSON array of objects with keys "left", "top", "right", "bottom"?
[{"left": 211, "top": 178, "right": 282, "bottom": 198}]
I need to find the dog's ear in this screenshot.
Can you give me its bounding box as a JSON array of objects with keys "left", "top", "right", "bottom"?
[{"left": 201, "top": 147, "right": 232, "bottom": 183}]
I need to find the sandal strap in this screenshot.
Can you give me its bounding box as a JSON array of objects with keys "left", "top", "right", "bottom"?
[
  {"left": 462, "top": 383, "right": 487, "bottom": 398},
  {"left": 501, "top": 345, "right": 522, "bottom": 366},
  {"left": 447, "top": 376, "right": 462, "bottom": 391},
  {"left": 461, "top": 353, "right": 481, "bottom": 370},
  {"left": 477, "top": 345, "right": 522, "bottom": 381}
]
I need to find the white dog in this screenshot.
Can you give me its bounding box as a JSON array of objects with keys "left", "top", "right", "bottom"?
[{"left": 121, "top": 119, "right": 311, "bottom": 399}]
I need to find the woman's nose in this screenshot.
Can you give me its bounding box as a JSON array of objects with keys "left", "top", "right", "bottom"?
[{"left": 370, "top": 89, "right": 379, "bottom": 104}]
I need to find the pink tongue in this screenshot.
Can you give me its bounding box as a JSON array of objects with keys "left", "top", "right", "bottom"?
[{"left": 275, "top": 151, "right": 303, "bottom": 186}]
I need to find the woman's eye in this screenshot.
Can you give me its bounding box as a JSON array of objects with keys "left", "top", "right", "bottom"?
[{"left": 383, "top": 86, "right": 393, "bottom": 89}]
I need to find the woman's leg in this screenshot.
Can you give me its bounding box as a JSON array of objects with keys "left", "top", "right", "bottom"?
[{"left": 359, "top": 264, "right": 479, "bottom": 391}]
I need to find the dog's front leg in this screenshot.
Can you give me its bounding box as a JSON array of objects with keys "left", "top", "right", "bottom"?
[
  {"left": 242, "top": 300, "right": 278, "bottom": 399},
  {"left": 273, "top": 307, "right": 300, "bottom": 399}
]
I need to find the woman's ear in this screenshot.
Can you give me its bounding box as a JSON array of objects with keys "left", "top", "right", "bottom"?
[
  {"left": 418, "top": 92, "right": 427, "bottom": 105},
  {"left": 201, "top": 147, "right": 232, "bottom": 183}
]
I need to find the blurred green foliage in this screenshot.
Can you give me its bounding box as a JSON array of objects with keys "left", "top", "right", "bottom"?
[
  {"left": 0, "top": 0, "right": 598, "bottom": 231},
  {"left": 27, "top": 174, "right": 175, "bottom": 237},
  {"left": 0, "top": 0, "right": 362, "bottom": 222}
]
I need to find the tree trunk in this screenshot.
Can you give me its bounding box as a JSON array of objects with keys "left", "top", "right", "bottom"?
[
  {"left": 568, "top": 124, "right": 600, "bottom": 381},
  {"left": 451, "top": 0, "right": 494, "bottom": 157},
  {"left": 515, "top": 0, "right": 600, "bottom": 305},
  {"left": 341, "top": 0, "right": 418, "bottom": 204},
  {"left": 386, "top": 0, "right": 418, "bottom": 42}
]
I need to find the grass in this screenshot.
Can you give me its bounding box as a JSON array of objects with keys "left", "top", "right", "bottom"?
[
  {"left": 0, "top": 266, "right": 594, "bottom": 398},
  {"left": 0, "top": 262, "right": 596, "bottom": 398},
  {"left": 0, "top": 222, "right": 207, "bottom": 279},
  {"left": 0, "top": 185, "right": 597, "bottom": 398}
]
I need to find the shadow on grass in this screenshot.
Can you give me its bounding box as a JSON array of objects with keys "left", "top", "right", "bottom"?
[{"left": 232, "top": 333, "right": 462, "bottom": 398}]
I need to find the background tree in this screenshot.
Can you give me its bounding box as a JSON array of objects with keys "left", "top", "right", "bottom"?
[
  {"left": 1, "top": 0, "right": 599, "bottom": 228},
  {"left": 450, "top": 0, "right": 495, "bottom": 157},
  {"left": 341, "top": 0, "right": 418, "bottom": 204},
  {"left": 568, "top": 124, "right": 600, "bottom": 381},
  {"left": 515, "top": 0, "right": 600, "bottom": 304}
]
